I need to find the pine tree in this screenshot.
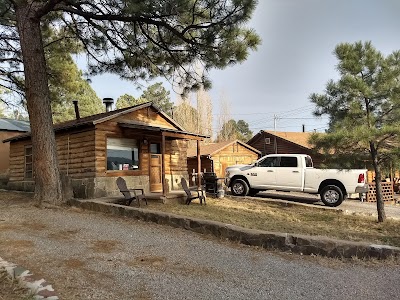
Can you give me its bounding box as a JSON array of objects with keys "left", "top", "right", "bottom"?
[
  {"left": 310, "top": 41, "right": 400, "bottom": 222},
  {"left": 0, "top": 0, "right": 260, "bottom": 205}
]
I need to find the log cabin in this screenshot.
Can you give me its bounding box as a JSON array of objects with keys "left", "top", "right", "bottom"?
[
  {"left": 246, "top": 130, "right": 322, "bottom": 166},
  {"left": 187, "top": 140, "right": 261, "bottom": 182},
  {"left": 4, "top": 102, "right": 207, "bottom": 198},
  {"left": 0, "top": 118, "right": 30, "bottom": 174}
]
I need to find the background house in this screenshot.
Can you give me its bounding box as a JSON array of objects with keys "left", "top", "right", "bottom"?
[
  {"left": 187, "top": 140, "right": 260, "bottom": 181},
  {"left": 247, "top": 130, "right": 322, "bottom": 166},
  {"left": 0, "top": 118, "right": 30, "bottom": 174},
  {"left": 5, "top": 102, "right": 207, "bottom": 198}
]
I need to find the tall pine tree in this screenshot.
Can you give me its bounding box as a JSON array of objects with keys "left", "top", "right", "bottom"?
[{"left": 310, "top": 41, "right": 400, "bottom": 222}]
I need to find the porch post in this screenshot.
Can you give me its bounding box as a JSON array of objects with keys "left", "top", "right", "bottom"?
[
  {"left": 162, "top": 133, "right": 166, "bottom": 197},
  {"left": 197, "top": 140, "right": 201, "bottom": 189}
]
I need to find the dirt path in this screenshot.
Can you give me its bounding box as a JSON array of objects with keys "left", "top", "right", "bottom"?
[{"left": 1, "top": 191, "right": 400, "bottom": 300}]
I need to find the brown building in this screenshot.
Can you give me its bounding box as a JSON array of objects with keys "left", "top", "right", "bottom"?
[
  {"left": 0, "top": 118, "right": 30, "bottom": 174},
  {"left": 187, "top": 140, "right": 261, "bottom": 180},
  {"left": 247, "top": 130, "right": 322, "bottom": 166},
  {"left": 4, "top": 102, "right": 207, "bottom": 198}
]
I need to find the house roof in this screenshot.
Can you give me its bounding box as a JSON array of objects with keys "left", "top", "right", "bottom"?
[
  {"left": 247, "top": 130, "right": 315, "bottom": 149},
  {"left": 3, "top": 102, "right": 189, "bottom": 143},
  {"left": 187, "top": 140, "right": 261, "bottom": 158},
  {"left": 118, "top": 120, "right": 209, "bottom": 138},
  {"left": 0, "top": 118, "right": 30, "bottom": 132}
]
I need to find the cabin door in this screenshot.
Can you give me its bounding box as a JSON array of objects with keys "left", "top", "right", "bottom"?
[{"left": 149, "top": 143, "right": 162, "bottom": 192}]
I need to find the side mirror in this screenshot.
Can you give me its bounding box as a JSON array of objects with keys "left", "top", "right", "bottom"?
[{"left": 254, "top": 162, "right": 259, "bottom": 167}]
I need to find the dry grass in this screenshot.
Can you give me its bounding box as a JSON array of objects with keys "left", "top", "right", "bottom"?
[
  {"left": 145, "top": 196, "right": 400, "bottom": 247},
  {"left": 1, "top": 190, "right": 399, "bottom": 248},
  {"left": 0, "top": 269, "right": 34, "bottom": 300}
]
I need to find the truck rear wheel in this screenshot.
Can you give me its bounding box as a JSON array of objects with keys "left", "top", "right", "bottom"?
[
  {"left": 320, "top": 185, "right": 344, "bottom": 207},
  {"left": 231, "top": 179, "right": 249, "bottom": 196}
]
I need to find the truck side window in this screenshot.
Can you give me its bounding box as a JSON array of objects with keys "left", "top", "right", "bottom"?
[
  {"left": 258, "top": 157, "right": 279, "bottom": 167},
  {"left": 305, "top": 156, "right": 313, "bottom": 167},
  {"left": 279, "top": 157, "right": 298, "bottom": 167}
]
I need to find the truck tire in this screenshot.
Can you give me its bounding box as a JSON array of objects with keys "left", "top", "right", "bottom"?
[
  {"left": 320, "top": 185, "right": 344, "bottom": 207},
  {"left": 231, "top": 179, "right": 249, "bottom": 196}
]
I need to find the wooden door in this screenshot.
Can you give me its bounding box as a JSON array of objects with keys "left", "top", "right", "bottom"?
[{"left": 150, "top": 154, "right": 162, "bottom": 192}]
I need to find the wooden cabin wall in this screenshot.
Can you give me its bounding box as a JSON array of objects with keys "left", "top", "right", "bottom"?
[
  {"left": 8, "top": 139, "right": 29, "bottom": 182},
  {"left": 94, "top": 122, "right": 149, "bottom": 177},
  {"left": 211, "top": 142, "right": 259, "bottom": 178},
  {"left": 187, "top": 157, "right": 213, "bottom": 186},
  {"left": 187, "top": 157, "right": 213, "bottom": 174},
  {"left": 8, "top": 128, "right": 96, "bottom": 182},
  {"left": 95, "top": 106, "right": 179, "bottom": 177},
  {"left": 165, "top": 139, "right": 189, "bottom": 190},
  {"left": 56, "top": 130, "right": 96, "bottom": 178},
  {"left": 248, "top": 132, "right": 321, "bottom": 166},
  {"left": 187, "top": 142, "right": 259, "bottom": 180},
  {"left": 0, "top": 130, "right": 24, "bottom": 174},
  {"left": 114, "top": 106, "right": 177, "bottom": 129},
  {"left": 8, "top": 128, "right": 96, "bottom": 193},
  {"left": 248, "top": 132, "right": 308, "bottom": 155}
]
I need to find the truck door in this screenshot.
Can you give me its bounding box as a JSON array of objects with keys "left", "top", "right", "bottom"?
[
  {"left": 250, "top": 156, "right": 278, "bottom": 188},
  {"left": 274, "top": 156, "right": 303, "bottom": 191}
]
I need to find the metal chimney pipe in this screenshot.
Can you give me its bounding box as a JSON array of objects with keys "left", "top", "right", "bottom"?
[
  {"left": 302, "top": 124, "right": 305, "bottom": 132},
  {"left": 72, "top": 100, "right": 80, "bottom": 120},
  {"left": 102, "top": 98, "right": 114, "bottom": 112}
]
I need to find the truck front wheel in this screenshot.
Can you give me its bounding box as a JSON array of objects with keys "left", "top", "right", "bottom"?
[
  {"left": 231, "top": 179, "right": 249, "bottom": 196},
  {"left": 320, "top": 185, "right": 344, "bottom": 207}
]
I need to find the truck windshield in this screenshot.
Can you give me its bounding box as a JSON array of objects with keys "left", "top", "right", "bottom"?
[{"left": 305, "top": 156, "right": 313, "bottom": 167}]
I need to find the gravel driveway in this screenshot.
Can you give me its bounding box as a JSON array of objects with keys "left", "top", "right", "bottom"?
[
  {"left": 1, "top": 195, "right": 400, "bottom": 299},
  {"left": 256, "top": 191, "right": 400, "bottom": 219}
]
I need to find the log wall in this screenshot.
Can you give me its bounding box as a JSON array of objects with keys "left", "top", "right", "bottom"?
[
  {"left": 8, "top": 128, "right": 96, "bottom": 182},
  {"left": 248, "top": 132, "right": 322, "bottom": 167},
  {"left": 187, "top": 141, "right": 259, "bottom": 179},
  {"left": 8, "top": 106, "right": 190, "bottom": 195}
]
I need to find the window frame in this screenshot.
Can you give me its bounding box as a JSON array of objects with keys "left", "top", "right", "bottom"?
[
  {"left": 106, "top": 137, "right": 141, "bottom": 172},
  {"left": 24, "top": 145, "right": 33, "bottom": 180}
]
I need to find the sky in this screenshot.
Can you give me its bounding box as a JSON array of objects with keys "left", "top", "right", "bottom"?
[{"left": 79, "top": 0, "right": 400, "bottom": 135}]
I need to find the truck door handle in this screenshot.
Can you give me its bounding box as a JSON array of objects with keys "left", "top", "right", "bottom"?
[
  {"left": 292, "top": 171, "right": 299, "bottom": 173},
  {"left": 267, "top": 170, "right": 274, "bottom": 172}
]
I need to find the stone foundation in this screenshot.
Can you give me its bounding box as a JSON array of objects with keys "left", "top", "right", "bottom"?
[{"left": 7, "top": 172, "right": 189, "bottom": 199}]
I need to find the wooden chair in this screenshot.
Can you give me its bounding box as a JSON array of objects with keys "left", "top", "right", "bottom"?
[
  {"left": 116, "top": 177, "right": 148, "bottom": 207},
  {"left": 181, "top": 177, "right": 206, "bottom": 205}
]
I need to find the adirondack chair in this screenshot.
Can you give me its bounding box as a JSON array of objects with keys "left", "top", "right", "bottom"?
[
  {"left": 116, "top": 177, "right": 148, "bottom": 206},
  {"left": 181, "top": 177, "right": 206, "bottom": 205}
]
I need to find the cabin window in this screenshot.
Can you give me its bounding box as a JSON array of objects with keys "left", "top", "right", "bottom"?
[
  {"left": 107, "top": 138, "right": 139, "bottom": 171},
  {"left": 150, "top": 143, "right": 161, "bottom": 154},
  {"left": 24, "top": 146, "right": 33, "bottom": 179}
]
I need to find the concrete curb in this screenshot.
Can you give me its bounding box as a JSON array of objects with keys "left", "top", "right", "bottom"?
[
  {"left": 0, "top": 257, "right": 58, "bottom": 299},
  {"left": 68, "top": 199, "right": 400, "bottom": 260}
]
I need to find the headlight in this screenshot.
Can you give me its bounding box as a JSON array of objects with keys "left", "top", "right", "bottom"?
[{"left": 225, "top": 170, "right": 230, "bottom": 178}]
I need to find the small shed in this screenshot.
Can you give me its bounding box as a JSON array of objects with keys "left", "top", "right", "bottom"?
[
  {"left": 247, "top": 130, "right": 322, "bottom": 166},
  {"left": 187, "top": 140, "right": 261, "bottom": 180},
  {"left": 4, "top": 102, "right": 207, "bottom": 198},
  {"left": 0, "top": 118, "right": 30, "bottom": 173}
]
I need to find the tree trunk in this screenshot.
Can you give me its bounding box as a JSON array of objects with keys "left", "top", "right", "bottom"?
[
  {"left": 370, "top": 143, "right": 386, "bottom": 222},
  {"left": 15, "top": 3, "right": 62, "bottom": 206}
]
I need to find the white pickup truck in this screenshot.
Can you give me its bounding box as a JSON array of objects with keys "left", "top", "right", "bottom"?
[{"left": 225, "top": 154, "right": 368, "bottom": 207}]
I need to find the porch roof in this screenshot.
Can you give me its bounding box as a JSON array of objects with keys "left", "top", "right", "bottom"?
[{"left": 118, "top": 120, "right": 210, "bottom": 140}]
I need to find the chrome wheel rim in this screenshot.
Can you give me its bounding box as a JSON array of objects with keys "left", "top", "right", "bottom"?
[
  {"left": 232, "top": 183, "right": 244, "bottom": 195},
  {"left": 324, "top": 190, "right": 339, "bottom": 204}
]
